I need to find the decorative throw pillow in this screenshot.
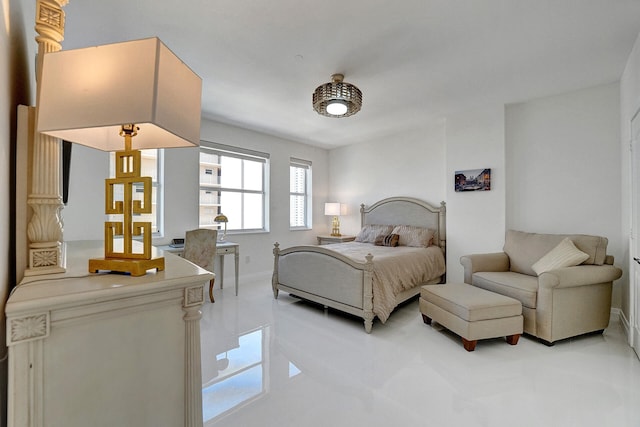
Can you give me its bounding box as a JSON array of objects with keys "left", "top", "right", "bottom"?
[
  {"left": 355, "top": 224, "right": 394, "bottom": 243},
  {"left": 375, "top": 234, "right": 399, "bottom": 247},
  {"left": 390, "top": 225, "right": 435, "bottom": 247},
  {"left": 531, "top": 237, "right": 590, "bottom": 275}
]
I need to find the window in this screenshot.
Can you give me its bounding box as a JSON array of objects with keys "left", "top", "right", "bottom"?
[
  {"left": 108, "top": 149, "right": 163, "bottom": 235},
  {"left": 199, "top": 142, "right": 269, "bottom": 232},
  {"left": 290, "top": 158, "right": 312, "bottom": 229}
]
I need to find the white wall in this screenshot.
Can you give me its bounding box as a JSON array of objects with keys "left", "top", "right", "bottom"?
[
  {"left": 63, "top": 118, "right": 331, "bottom": 283},
  {"left": 59, "top": 58, "right": 630, "bottom": 316},
  {"left": 62, "top": 145, "right": 108, "bottom": 240},
  {"left": 1, "top": 6, "right": 12, "bottom": 427},
  {"left": 621, "top": 32, "right": 640, "bottom": 322},
  {"left": 506, "top": 83, "right": 621, "bottom": 235},
  {"left": 2, "top": 3, "right": 12, "bottom": 288},
  {"left": 328, "top": 111, "right": 505, "bottom": 287},
  {"left": 445, "top": 105, "right": 506, "bottom": 283},
  {"left": 330, "top": 90, "right": 622, "bottom": 295},
  {"left": 4, "top": 1, "right": 40, "bottom": 424},
  {"left": 163, "top": 145, "right": 200, "bottom": 240},
  {"left": 37, "top": 88, "right": 631, "bottom": 318},
  {"left": 506, "top": 83, "right": 623, "bottom": 307},
  {"left": 6, "top": 0, "right": 38, "bottom": 269},
  {"left": 328, "top": 121, "right": 447, "bottom": 235}
]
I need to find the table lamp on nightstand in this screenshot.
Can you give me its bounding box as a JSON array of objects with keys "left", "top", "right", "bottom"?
[
  {"left": 215, "top": 213, "right": 229, "bottom": 241},
  {"left": 324, "top": 202, "right": 346, "bottom": 236},
  {"left": 36, "top": 37, "right": 202, "bottom": 276}
]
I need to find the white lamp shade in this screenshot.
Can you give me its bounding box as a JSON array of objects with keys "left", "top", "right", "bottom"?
[
  {"left": 37, "top": 37, "right": 202, "bottom": 151},
  {"left": 324, "top": 202, "right": 341, "bottom": 216}
]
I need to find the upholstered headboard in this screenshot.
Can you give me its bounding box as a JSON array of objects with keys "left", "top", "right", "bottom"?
[{"left": 360, "top": 197, "right": 446, "bottom": 252}]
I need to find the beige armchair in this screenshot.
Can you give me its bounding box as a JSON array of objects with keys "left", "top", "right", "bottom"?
[{"left": 460, "top": 230, "right": 622, "bottom": 345}]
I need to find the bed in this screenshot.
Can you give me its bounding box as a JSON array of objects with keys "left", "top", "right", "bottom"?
[{"left": 272, "top": 196, "right": 446, "bottom": 332}]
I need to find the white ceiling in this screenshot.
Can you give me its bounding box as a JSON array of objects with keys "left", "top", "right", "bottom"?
[{"left": 61, "top": 1, "right": 640, "bottom": 149}]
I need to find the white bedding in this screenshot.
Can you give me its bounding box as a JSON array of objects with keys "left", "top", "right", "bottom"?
[{"left": 322, "top": 242, "right": 446, "bottom": 322}]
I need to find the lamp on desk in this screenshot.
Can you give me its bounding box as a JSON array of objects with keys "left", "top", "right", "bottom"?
[
  {"left": 215, "top": 213, "right": 229, "bottom": 241},
  {"left": 36, "top": 37, "right": 202, "bottom": 276},
  {"left": 324, "top": 202, "right": 346, "bottom": 237}
]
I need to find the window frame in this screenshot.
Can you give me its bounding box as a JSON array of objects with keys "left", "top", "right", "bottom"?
[
  {"left": 199, "top": 141, "right": 270, "bottom": 234},
  {"left": 289, "top": 157, "right": 312, "bottom": 230}
]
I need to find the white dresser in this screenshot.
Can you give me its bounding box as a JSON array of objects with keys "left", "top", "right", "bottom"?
[{"left": 6, "top": 241, "right": 213, "bottom": 427}]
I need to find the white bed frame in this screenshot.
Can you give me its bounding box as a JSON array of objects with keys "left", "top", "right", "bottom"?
[{"left": 272, "top": 197, "right": 446, "bottom": 332}]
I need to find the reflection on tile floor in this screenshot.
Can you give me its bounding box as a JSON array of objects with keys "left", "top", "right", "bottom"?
[{"left": 201, "top": 278, "right": 640, "bottom": 427}]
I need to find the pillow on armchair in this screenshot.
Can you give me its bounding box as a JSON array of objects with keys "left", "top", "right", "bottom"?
[
  {"left": 531, "top": 237, "right": 589, "bottom": 275},
  {"left": 503, "top": 230, "right": 609, "bottom": 275}
]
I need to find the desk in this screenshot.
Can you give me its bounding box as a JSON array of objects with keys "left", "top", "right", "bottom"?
[{"left": 158, "top": 241, "right": 240, "bottom": 296}]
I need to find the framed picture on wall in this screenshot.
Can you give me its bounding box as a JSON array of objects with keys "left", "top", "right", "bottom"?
[{"left": 455, "top": 168, "right": 491, "bottom": 192}]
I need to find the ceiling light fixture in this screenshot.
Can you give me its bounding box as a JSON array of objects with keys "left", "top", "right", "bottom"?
[{"left": 313, "top": 74, "right": 362, "bottom": 118}]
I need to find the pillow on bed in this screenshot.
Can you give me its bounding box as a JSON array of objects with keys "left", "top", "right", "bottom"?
[
  {"left": 391, "top": 225, "right": 435, "bottom": 247},
  {"left": 374, "top": 234, "right": 400, "bottom": 247},
  {"left": 355, "top": 224, "right": 394, "bottom": 243}
]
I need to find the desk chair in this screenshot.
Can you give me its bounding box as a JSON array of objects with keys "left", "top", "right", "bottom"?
[{"left": 183, "top": 229, "right": 218, "bottom": 303}]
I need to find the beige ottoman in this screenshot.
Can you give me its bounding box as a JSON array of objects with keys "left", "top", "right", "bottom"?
[{"left": 420, "top": 283, "right": 523, "bottom": 351}]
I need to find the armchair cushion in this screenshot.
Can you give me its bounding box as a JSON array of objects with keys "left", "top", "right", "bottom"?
[
  {"left": 531, "top": 238, "right": 589, "bottom": 275},
  {"left": 503, "top": 230, "right": 608, "bottom": 276},
  {"left": 472, "top": 271, "right": 539, "bottom": 308}
]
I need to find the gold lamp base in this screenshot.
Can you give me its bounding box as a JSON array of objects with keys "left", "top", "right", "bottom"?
[
  {"left": 89, "top": 257, "right": 165, "bottom": 277},
  {"left": 330, "top": 216, "right": 341, "bottom": 237},
  {"left": 89, "top": 125, "right": 162, "bottom": 277}
]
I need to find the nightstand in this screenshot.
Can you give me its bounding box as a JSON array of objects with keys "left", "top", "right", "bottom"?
[{"left": 317, "top": 235, "right": 356, "bottom": 245}]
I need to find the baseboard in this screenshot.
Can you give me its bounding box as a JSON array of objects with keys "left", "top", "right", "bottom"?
[
  {"left": 617, "top": 308, "right": 630, "bottom": 338},
  {"left": 609, "top": 308, "right": 631, "bottom": 345},
  {"left": 610, "top": 307, "right": 622, "bottom": 325}
]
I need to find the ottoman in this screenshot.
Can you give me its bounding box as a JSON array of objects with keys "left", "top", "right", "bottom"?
[{"left": 420, "top": 283, "right": 523, "bottom": 351}]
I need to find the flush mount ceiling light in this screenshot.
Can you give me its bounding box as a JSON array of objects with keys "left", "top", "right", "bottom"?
[{"left": 313, "top": 74, "right": 362, "bottom": 118}]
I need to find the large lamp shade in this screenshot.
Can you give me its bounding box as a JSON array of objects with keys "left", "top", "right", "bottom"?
[
  {"left": 324, "top": 202, "right": 341, "bottom": 216},
  {"left": 37, "top": 37, "right": 202, "bottom": 151}
]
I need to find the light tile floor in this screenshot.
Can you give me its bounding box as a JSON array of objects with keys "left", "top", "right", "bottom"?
[{"left": 201, "top": 278, "right": 640, "bottom": 427}]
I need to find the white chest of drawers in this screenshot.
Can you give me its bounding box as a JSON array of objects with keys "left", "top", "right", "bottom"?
[{"left": 6, "top": 241, "right": 213, "bottom": 427}]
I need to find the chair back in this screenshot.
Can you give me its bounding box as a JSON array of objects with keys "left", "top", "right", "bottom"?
[{"left": 183, "top": 229, "right": 218, "bottom": 272}]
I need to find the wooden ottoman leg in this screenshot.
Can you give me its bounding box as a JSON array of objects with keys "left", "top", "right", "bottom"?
[
  {"left": 506, "top": 334, "right": 520, "bottom": 345},
  {"left": 462, "top": 338, "right": 477, "bottom": 352},
  {"left": 422, "top": 314, "right": 432, "bottom": 325},
  {"left": 209, "top": 278, "right": 215, "bottom": 303}
]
